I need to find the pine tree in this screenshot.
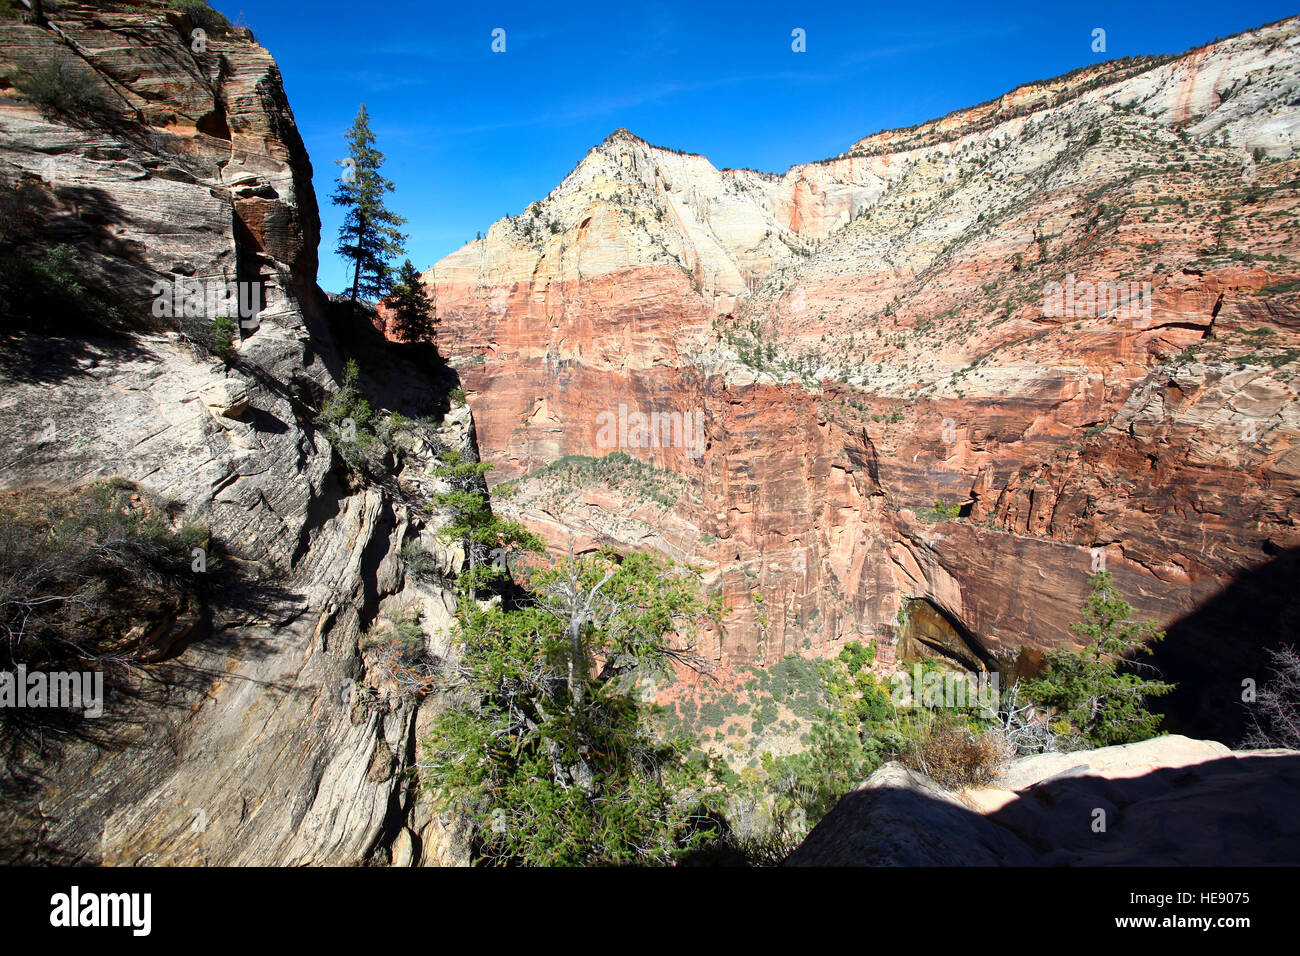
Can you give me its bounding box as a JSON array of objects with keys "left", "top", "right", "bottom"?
[
  {"left": 428, "top": 449, "right": 540, "bottom": 593},
  {"left": 332, "top": 105, "right": 406, "bottom": 303},
  {"left": 1022, "top": 571, "right": 1174, "bottom": 747},
  {"left": 388, "top": 259, "right": 437, "bottom": 342}
]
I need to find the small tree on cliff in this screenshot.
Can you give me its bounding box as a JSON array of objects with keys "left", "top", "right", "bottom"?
[
  {"left": 429, "top": 449, "right": 541, "bottom": 593},
  {"left": 1022, "top": 571, "right": 1173, "bottom": 747},
  {"left": 388, "top": 259, "right": 437, "bottom": 341},
  {"left": 422, "top": 549, "right": 724, "bottom": 865},
  {"left": 332, "top": 105, "right": 406, "bottom": 303}
]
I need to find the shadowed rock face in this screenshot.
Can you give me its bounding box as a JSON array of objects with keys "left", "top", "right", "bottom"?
[
  {"left": 422, "top": 18, "right": 1300, "bottom": 724},
  {"left": 785, "top": 736, "right": 1300, "bottom": 865},
  {"left": 0, "top": 4, "right": 467, "bottom": 866},
  {"left": 897, "top": 598, "right": 993, "bottom": 671}
]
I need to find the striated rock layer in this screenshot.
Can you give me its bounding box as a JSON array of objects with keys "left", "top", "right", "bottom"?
[
  {"left": 424, "top": 17, "right": 1300, "bottom": 738},
  {"left": 0, "top": 3, "right": 465, "bottom": 865}
]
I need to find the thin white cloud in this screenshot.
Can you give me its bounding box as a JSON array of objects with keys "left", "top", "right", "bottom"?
[{"left": 841, "top": 23, "right": 1028, "bottom": 65}]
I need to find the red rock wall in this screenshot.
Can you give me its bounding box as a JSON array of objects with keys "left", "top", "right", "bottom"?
[{"left": 411, "top": 20, "right": 1300, "bottom": 736}]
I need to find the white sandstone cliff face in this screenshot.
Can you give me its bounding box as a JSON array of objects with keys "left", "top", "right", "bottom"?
[
  {"left": 0, "top": 4, "right": 467, "bottom": 865},
  {"left": 428, "top": 19, "right": 1299, "bottom": 334}
]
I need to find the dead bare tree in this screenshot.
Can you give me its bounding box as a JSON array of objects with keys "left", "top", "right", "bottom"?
[
  {"left": 1243, "top": 645, "right": 1300, "bottom": 750},
  {"left": 995, "top": 681, "right": 1066, "bottom": 755}
]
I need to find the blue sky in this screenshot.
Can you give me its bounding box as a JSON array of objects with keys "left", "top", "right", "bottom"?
[{"left": 211, "top": 0, "right": 1297, "bottom": 294}]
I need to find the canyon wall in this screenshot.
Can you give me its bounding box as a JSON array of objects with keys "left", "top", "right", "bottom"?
[
  {"left": 425, "top": 18, "right": 1300, "bottom": 736},
  {"left": 0, "top": 2, "right": 465, "bottom": 865}
]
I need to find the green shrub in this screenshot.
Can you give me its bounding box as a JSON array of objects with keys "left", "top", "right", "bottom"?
[
  {"left": 361, "top": 611, "right": 436, "bottom": 698},
  {"left": 171, "top": 0, "right": 230, "bottom": 34},
  {"left": 919, "top": 499, "right": 962, "bottom": 522},
  {"left": 318, "top": 359, "right": 386, "bottom": 474},
  {"left": 13, "top": 59, "right": 108, "bottom": 122},
  {"left": 400, "top": 540, "right": 441, "bottom": 581},
  {"left": 362, "top": 612, "right": 425, "bottom": 663},
  {"left": 750, "top": 697, "right": 778, "bottom": 732},
  {"left": 0, "top": 234, "right": 125, "bottom": 333},
  {"left": 212, "top": 315, "right": 238, "bottom": 361},
  {"left": 838, "top": 640, "right": 876, "bottom": 673},
  {"left": 762, "top": 655, "right": 826, "bottom": 719}
]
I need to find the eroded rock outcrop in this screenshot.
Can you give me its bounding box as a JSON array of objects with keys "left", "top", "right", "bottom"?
[{"left": 0, "top": 3, "right": 467, "bottom": 865}]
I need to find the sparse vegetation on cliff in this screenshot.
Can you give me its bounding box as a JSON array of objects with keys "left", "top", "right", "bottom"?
[
  {"left": 11, "top": 57, "right": 108, "bottom": 123},
  {"left": 0, "top": 181, "right": 124, "bottom": 334},
  {"left": 318, "top": 359, "right": 384, "bottom": 472},
  {"left": 169, "top": 0, "right": 230, "bottom": 34},
  {"left": 0, "top": 481, "right": 210, "bottom": 742},
  {"left": 498, "top": 452, "right": 685, "bottom": 509}
]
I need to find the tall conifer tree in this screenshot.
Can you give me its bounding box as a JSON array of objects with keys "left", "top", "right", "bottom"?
[{"left": 333, "top": 105, "right": 406, "bottom": 302}]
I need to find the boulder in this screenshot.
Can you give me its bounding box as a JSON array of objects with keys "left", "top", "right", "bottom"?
[{"left": 786, "top": 736, "right": 1300, "bottom": 866}]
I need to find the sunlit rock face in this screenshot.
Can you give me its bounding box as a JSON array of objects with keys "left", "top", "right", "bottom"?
[{"left": 424, "top": 17, "right": 1300, "bottom": 736}]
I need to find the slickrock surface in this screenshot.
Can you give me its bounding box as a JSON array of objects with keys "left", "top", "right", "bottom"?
[
  {"left": 785, "top": 735, "right": 1300, "bottom": 865},
  {"left": 0, "top": 3, "right": 466, "bottom": 865},
  {"left": 425, "top": 18, "right": 1300, "bottom": 736}
]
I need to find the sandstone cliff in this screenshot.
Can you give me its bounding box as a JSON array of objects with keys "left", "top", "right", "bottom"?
[
  {"left": 0, "top": 2, "right": 467, "bottom": 865},
  {"left": 423, "top": 18, "right": 1300, "bottom": 739}
]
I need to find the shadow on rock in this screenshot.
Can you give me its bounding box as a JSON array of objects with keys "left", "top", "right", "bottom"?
[{"left": 784, "top": 753, "right": 1300, "bottom": 866}]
